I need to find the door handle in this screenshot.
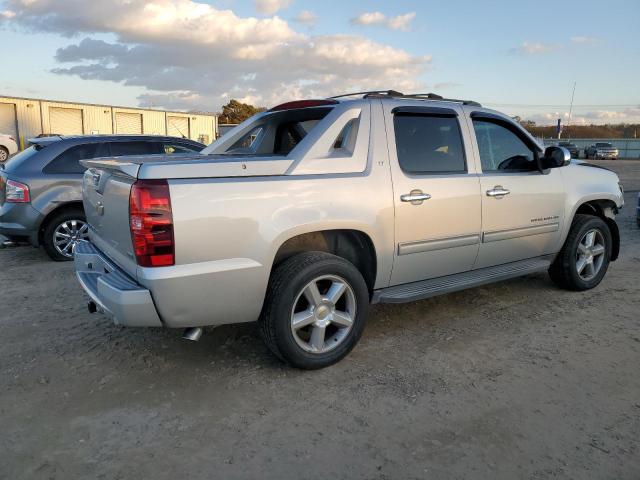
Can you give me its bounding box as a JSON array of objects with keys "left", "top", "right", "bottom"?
[
  {"left": 486, "top": 186, "right": 510, "bottom": 198},
  {"left": 400, "top": 190, "right": 431, "bottom": 204}
]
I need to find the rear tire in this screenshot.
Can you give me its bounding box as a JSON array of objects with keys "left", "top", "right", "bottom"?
[
  {"left": 42, "top": 207, "right": 89, "bottom": 261},
  {"left": 0, "top": 146, "right": 8, "bottom": 163},
  {"left": 259, "top": 252, "right": 369, "bottom": 369},
  {"left": 548, "top": 214, "right": 612, "bottom": 291}
]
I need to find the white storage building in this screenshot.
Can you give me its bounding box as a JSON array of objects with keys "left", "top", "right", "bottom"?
[{"left": 0, "top": 96, "right": 218, "bottom": 150}]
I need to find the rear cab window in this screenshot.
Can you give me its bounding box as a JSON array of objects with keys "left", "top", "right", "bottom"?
[
  {"left": 223, "top": 106, "right": 334, "bottom": 157},
  {"left": 393, "top": 110, "right": 467, "bottom": 175}
]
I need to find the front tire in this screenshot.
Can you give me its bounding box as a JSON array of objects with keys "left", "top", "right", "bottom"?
[
  {"left": 0, "top": 146, "right": 8, "bottom": 163},
  {"left": 259, "top": 252, "right": 369, "bottom": 369},
  {"left": 42, "top": 208, "right": 89, "bottom": 261},
  {"left": 549, "top": 214, "right": 612, "bottom": 291}
]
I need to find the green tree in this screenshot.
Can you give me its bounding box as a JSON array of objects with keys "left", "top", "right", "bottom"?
[{"left": 218, "top": 99, "right": 265, "bottom": 124}]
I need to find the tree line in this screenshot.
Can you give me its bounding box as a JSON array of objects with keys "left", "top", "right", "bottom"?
[{"left": 213, "top": 100, "right": 640, "bottom": 139}]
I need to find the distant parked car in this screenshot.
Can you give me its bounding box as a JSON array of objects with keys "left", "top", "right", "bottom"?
[
  {"left": 0, "top": 135, "right": 204, "bottom": 260},
  {"left": 0, "top": 133, "right": 18, "bottom": 163},
  {"left": 636, "top": 193, "right": 640, "bottom": 228},
  {"left": 585, "top": 142, "right": 619, "bottom": 160},
  {"left": 557, "top": 141, "right": 579, "bottom": 158}
]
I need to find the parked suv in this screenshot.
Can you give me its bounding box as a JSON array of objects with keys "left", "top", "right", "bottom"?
[
  {"left": 74, "top": 92, "right": 624, "bottom": 369},
  {"left": 0, "top": 135, "right": 204, "bottom": 260},
  {"left": 585, "top": 142, "right": 619, "bottom": 160},
  {"left": 557, "top": 141, "right": 579, "bottom": 158}
]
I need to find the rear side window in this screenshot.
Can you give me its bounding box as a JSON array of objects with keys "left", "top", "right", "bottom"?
[
  {"left": 393, "top": 114, "right": 466, "bottom": 174},
  {"left": 472, "top": 120, "right": 537, "bottom": 172},
  {"left": 109, "top": 141, "right": 160, "bottom": 156},
  {"left": 43, "top": 143, "right": 109, "bottom": 174},
  {"left": 162, "top": 142, "right": 201, "bottom": 154}
]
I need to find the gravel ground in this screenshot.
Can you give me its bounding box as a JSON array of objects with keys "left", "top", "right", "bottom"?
[{"left": 1, "top": 161, "right": 639, "bottom": 480}]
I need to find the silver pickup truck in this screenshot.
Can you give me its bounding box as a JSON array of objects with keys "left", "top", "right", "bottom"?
[{"left": 75, "top": 91, "right": 624, "bottom": 369}]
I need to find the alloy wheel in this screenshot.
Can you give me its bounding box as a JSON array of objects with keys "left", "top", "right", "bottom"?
[
  {"left": 53, "top": 219, "right": 89, "bottom": 258},
  {"left": 576, "top": 229, "right": 606, "bottom": 281},
  {"left": 290, "top": 274, "right": 356, "bottom": 354}
]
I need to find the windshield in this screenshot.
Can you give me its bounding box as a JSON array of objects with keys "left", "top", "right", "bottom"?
[
  {"left": 222, "top": 107, "right": 333, "bottom": 156},
  {"left": 596, "top": 143, "right": 613, "bottom": 147},
  {"left": 2, "top": 145, "right": 42, "bottom": 171}
]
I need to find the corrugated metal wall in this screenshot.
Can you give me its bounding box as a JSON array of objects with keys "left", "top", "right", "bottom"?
[{"left": 0, "top": 96, "right": 217, "bottom": 150}]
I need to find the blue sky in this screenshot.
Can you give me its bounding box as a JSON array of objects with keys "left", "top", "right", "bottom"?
[{"left": 0, "top": 0, "right": 638, "bottom": 124}]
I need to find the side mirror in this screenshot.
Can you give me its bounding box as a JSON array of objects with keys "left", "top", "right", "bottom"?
[{"left": 542, "top": 146, "right": 571, "bottom": 169}]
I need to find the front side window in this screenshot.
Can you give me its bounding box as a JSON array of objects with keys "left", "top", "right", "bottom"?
[
  {"left": 473, "top": 120, "right": 538, "bottom": 172},
  {"left": 393, "top": 114, "right": 466, "bottom": 174},
  {"left": 43, "top": 143, "right": 109, "bottom": 174}
]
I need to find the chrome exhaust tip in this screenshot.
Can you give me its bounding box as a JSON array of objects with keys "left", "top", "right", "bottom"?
[{"left": 182, "top": 327, "right": 203, "bottom": 342}]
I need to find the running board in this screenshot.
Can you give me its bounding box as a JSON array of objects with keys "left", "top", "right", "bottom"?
[{"left": 372, "top": 256, "right": 554, "bottom": 304}]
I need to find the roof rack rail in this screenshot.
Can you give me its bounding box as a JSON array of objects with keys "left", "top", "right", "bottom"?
[
  {"left": 329, "top": 90, "right": 481, "bottom": 107},
  {"left": 329, "top": 90, "right": 404, "bottom": 99}
]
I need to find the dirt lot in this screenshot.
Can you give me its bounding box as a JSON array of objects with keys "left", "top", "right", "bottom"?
[{"left": 1, "top": 161, "right": 639, "bottom": 480}]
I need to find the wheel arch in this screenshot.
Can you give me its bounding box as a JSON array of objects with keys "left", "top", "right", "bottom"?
[
  {"left": 573, "top": 199, "right": 620, "bottom": 261},
  {"left": 272, "top": 229, "right": 378, "bottom": 295},
  {"left": 37, "top": 201, "right": 85, "bottom": 246}
]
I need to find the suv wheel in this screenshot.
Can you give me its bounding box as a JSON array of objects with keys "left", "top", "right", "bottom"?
[
  {"left": 42, "top": 208, "right": 89, "bottom": 261},
  {"left": 548, "top": 214, "right": 612, "bottom": 291},
  {"left": 259, "top": 252, "right": 369, "bottom": 369},
  {"left": 0, "top": 146, "right": 8, "bottom": 163}
]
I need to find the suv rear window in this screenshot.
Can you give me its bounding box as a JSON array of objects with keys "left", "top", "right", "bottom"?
[
  {"left": 393, "top": 114, "right": 466, "bottom": 174},
  {"left": 2, "top": 145, "right": 41, "bottom": 172},
  {"left": 225, "top": 107, "right": 332, "bottom": 156}
]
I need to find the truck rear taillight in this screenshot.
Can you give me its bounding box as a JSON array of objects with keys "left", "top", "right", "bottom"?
[
  {"left": 129, "top": 179, "right": 174, "bottom": 267},
  {"left": 5, "top": 179, "right": 30, "bottom": 203}
]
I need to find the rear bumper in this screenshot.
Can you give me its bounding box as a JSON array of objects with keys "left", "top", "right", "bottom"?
[
  {"left": 0, "top": 202, "right": 42, "bottom": 245},
  {"left": 75, "top": 240, "right": 163, "bottom": 327}
]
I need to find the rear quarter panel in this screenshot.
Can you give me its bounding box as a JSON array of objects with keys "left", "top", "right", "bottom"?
[{"left": 154, "top": 167, "right": 395, "bottom": 327}]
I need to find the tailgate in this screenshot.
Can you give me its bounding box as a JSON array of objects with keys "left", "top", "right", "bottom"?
[{"left": 82, "top": 167, "right": 138, "bottom": 279}]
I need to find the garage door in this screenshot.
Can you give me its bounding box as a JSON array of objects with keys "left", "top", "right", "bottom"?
[
  {"left": 50, "top": 107, "right": 84, "bottom": 135},
  {"left": 0, "top": 103, "right": 18, "bottom": 138},
  {"left": 167, "top": 116, "right": 189, "bottom": 138},
  {"left": 115, "top": 112, "right": 143, "bottom": 134}
]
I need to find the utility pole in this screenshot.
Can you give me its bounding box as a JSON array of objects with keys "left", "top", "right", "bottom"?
[{"left": 565, "top": 81, "right": 577, "bottom": 139}]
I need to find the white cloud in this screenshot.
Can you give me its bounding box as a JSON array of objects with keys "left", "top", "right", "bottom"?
[
  {"left": 2, "top": 0, "right": 430, "bottom": 110},
  {"left": 433, "top": 82, "right": 461, "bottom": 90},
  {"left": 294, "top": 10, "right": 317, "bottom": 26},
  {"left": 510, "top": 41, "right": 559, "bottom": 55},
  {"left": 350, "top": 11, "right": 416, "bottom": 31},
  {"left": 571, "top": 36, "right": 598, "bottom": 44},
  {"left": 254, "top": 0, "right": 292, "bottom": 15},
  {"left": 387, "top": 13, "right": 416, "bottom": 32}
]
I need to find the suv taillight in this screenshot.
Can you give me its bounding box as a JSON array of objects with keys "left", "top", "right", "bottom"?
[
  {"left": 129, "top": 179, "right": 174, "bottom": 267},
  {"left": 5, "top": 179, "right": 30, "bottom": 203}
]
